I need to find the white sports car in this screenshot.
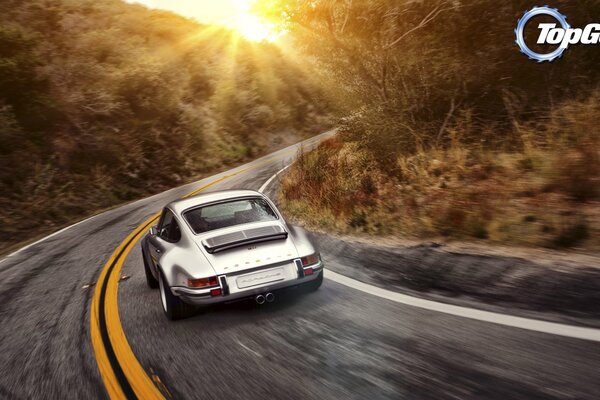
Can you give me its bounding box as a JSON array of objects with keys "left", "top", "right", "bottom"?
[{"left": 141, "top": 190, "right": 323, "bottom": 319}]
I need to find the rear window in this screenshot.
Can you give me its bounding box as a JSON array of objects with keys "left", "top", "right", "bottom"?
[{"left": 184, "top": 198, "right": 278, "bottom": 234}]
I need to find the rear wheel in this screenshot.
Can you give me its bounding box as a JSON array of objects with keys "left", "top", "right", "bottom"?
[
  {"left": 158, "top": 269, "right": 196, "bottom": 320},
  {"left": 142, "top": 246, "right": 158, "bottom": 289}
]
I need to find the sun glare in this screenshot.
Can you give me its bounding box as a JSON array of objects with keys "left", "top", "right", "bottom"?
[
  {"left": 226, "top": 0, "right": 285, "bottom": 42},
  {"left": 127, "top": 0, "right": 286, "bottom": 43}
]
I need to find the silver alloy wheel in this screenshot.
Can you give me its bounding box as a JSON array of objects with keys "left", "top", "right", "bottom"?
[{"left": 158, "top": 271, "right": 167, "bottom": 312}]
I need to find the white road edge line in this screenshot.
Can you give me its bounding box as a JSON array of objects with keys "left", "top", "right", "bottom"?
[
  {"left": 259, "top": 166, "right": 600, "bottom": 342},
  {"left": 258, "top": 128, "right": 336, "bottom": 194},
  {"left": 236, "top": 340, "right": 263, "bottom": 358},
  {"left": 258, "top": 163, "right": 293, "bottom": 193},
  {"left": 0, "top": 213, "right": 100, "bottom": 265},
  {"left": 0, "top": 131, "right": 330, "bottom": 265},
  {"left": 325, "top": 269, "right": 600, "bottom": 342}
]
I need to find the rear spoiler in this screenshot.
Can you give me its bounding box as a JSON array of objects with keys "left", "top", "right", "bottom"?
[{"left": 202, "top": 225, "right": 288, "bottom": 254}]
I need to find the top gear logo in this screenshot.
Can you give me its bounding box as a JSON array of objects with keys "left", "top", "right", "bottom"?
[{"left": 515, "top": 6, "right": 600, "bottom": 62}]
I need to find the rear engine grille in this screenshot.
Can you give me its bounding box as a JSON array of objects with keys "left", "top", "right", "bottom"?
[{"left": 203, "top": 225, "right": 287, "bottom": 253}]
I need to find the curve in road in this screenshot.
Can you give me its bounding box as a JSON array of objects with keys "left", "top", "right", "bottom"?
[
  {"left": 1, "top": 130, "right": 599, "bottom": 400},
  {"left": 91, "top": 132, "right": 336, "bottom": 399}
]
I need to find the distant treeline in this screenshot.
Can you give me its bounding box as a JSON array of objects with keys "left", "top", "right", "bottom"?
[{"left": 0, "top": 0, "right": 332, "bottom": 250}]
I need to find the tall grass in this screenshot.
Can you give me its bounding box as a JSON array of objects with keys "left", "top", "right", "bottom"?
[{"left": 280, "top": 92, "right": 600, "bottom": 250}]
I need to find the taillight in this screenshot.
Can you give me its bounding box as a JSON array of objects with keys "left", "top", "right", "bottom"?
[
  {"left": 187, "top": 276, "right": 218, "bottom": 288},
  {"left": 210, "top": 288, "right": 222, "bottom": 297},
  {"left": 304, "top": 267, "right": 314, "bottom": 276},
  {"left": 301, "top": 253, "right": 320, "bottom": 266}
]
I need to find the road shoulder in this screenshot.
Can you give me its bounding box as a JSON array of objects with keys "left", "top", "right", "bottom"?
[{"left": 307, "top": 230, "right": 600, "bottom": 328}]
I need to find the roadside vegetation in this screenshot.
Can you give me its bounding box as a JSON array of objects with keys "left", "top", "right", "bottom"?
[
  {"left": 0, "top": 0, "right": 332, "bottom": 252},
  {"left": 275, "top": 0, "right": 600, "bottom": 250}
]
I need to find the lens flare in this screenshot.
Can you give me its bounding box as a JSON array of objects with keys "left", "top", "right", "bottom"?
[{"left": 227, "top": 0, "right": 286, "bottom": 42}]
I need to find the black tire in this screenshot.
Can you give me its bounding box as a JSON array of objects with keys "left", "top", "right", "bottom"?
[
  {"left": 158, "top": 269, "right": 196, "bottom": 320},
  {"left": 304, "top": 270, "right": 324, "bottom": 292},
  {"left": 142, "top": 245, "right": 159, "bottom": 289}
]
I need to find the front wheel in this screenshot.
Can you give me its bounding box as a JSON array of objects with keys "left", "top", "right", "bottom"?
[{"left": 158, "top": 269, "right": 196, "bottom": 320}]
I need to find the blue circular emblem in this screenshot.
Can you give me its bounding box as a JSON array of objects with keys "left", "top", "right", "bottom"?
[{"left": 515, "top": 6, "right": 570, "bottom": 62}]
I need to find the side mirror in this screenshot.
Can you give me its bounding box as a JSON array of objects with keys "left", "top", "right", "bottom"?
[{"left": 149, "top": 226, "right": 158, "bottom": 236}]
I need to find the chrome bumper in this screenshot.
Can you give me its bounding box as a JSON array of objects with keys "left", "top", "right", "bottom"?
[{"left": 171, "top": 261, "right": 323, "bottom": 306}]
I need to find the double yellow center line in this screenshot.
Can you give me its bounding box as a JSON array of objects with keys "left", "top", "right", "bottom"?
[
  {"left": 90, "top": 214, "right": 162, "bottom": 399},
  {"left": 88, "top": 135, "right": 333, "bottom": 398}
]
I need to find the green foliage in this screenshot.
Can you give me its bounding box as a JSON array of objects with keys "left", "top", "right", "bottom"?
[
  {"left": 0, "top": 26, "right": 57, "bottom": 131},
  {"left": 0, "top": 0, "right": 332, "bottom": 251}
]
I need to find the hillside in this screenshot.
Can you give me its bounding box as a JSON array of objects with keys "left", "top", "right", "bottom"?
[
  {"left": 274, "top": 0, "right": 600, "bottom": 250},
  {"left": 0, "top": 0, "right": 332, "bottom": 252}
]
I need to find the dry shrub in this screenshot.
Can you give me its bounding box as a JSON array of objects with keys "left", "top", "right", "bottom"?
[
  {"left": 546, "top": 146, "right": 600, "bottom": 202},
  {"left": 280, "top": 98, "right": 600, "bottom": 249},
  {"left": 281, "top": 137, "right": 382, "bottom": 232}
]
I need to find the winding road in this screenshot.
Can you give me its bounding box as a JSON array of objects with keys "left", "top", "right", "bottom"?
[{"left": 1, "top": 131, "right": 599, "bottom": 400}]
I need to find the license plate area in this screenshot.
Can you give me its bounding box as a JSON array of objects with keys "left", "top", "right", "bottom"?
[{"left": 236, "top": 267, "right": 285, "bottom": 289}]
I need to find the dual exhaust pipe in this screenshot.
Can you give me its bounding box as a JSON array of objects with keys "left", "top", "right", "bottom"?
[{"left": 255, "top": 292, "right": 275, "bottom": 305}]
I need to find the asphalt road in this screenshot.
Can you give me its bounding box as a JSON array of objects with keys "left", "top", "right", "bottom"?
[{"left": 1, "top": 132, "right": 599, "bottom": 400}]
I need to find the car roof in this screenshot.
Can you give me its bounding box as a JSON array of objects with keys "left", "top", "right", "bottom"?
[{"left": 167, "top": 189, "right": 265, "bottom": 215}]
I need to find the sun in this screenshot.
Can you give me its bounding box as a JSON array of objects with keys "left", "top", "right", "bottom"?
[{"left": 226, "top": 0, "right": 286, "bottom": 42}]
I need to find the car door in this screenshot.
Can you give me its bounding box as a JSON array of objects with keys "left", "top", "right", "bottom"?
[{"left": 148, "top": 208, "right": 182, "bottom": 271}]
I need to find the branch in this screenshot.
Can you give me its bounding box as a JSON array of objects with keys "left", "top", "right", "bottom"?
[
  {"left": 436, "top": 97, "right": 456, "bottom": 144},
  {"left": 340, "top": 0, "right": 352, "bottom": 34},
  {"left": 297, "top": 19, "right": 383, "bottom": 99},
  {"left": 384, "top": 4, "right": 453, "bottom": 50}
]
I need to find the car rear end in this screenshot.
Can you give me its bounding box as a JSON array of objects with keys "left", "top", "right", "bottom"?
[
  {"left": 171, "top": 253, "right": 323, "bottom": 305},
  {"left": 171, "top": 192, "right": 323, "bottom": 305}
]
